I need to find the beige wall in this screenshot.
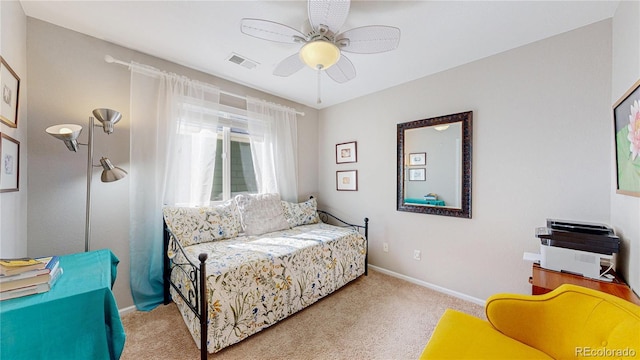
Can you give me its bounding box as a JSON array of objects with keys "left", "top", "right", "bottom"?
[
  {"left": 318, "top": 20, "right": 613, "bottom": 301},
  {"left": 26, "top": 18, "right": 318, "bottom": 309},
  {"left": 611, "top": 0, "right": 640, "bottom": 293},
  {"left": 0, "top": 0, "right": 28, "bottom": 258},
  {"left": 12, "top": 4, "right": 637, "bottom": 309}
]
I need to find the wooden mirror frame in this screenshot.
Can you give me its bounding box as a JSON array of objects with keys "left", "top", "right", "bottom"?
[{"left": 396, "top": 111, "right": 473, "bottom": 218}]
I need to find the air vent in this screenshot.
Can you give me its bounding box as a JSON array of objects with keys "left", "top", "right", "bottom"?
[{"left": 227, "top": 53, "right": 258, "bottom": 70}]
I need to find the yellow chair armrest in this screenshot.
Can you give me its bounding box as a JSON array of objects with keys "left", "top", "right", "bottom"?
[{"left": 485, "top": 284, "right": 640, "bottom": 359}]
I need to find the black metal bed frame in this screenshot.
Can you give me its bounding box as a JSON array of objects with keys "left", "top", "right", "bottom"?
[{"left": 163, "top": 209, "right": 368, "bottom": 360}]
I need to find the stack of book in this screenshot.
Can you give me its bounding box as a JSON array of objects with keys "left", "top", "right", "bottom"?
[
  {"left": 424, "top": 193, "right": 438, "bottom": 201},
  {"left": 0, "top": 256, "right": 63, "bottom": 301}
]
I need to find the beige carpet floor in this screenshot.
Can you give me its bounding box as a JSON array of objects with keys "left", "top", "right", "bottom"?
[{"left": 120, "top": 269, "right": 485, "bottom": 360}]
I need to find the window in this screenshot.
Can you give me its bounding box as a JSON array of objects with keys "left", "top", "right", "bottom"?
[
  {"left": 173, "top": 97, "right": 298, "bottom": 205},
  {"left": 210, "top": 126, "right": 257, "bottom": 202},
  {"left": 175, "top": 100, "right": 259, "bottom": 205}
]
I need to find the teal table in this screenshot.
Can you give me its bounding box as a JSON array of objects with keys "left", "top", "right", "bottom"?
[{"left": 0, "top": 249, "right": 126, "bottom": 359}]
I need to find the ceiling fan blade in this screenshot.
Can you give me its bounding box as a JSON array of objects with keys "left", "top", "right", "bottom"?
[
  {"left": 241, "top": 18, "right": 306, "bottom": 44},
  {"left": 308, "top": 0, "right": 350, "bottom": 34},
  {"left": 337, "top": 26, "right": 401, "bottom": 54},
  {"left": 325, "top": 55, "right": 356, "bottom": 84},
  {"left": 273, "top": 53, "right": 306, "bottom": 77}
]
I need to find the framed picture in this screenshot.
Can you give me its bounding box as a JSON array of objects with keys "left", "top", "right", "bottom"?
[
  {"left": 408, "top": 168, "right": 426, "bottom": 181},
  {"left": 0, "top": 56, "right": 20, "bottom": 128},
  {"left": 0, "top": 133, "right": 20, "bottom": 192},
  {"left": 336, "top": 170, "right": 358, "bottom": 191},
  {"left": 336, "top": 141, "right": 357, "bottom": 164},
  {"left": 613, "top": 78, "right": 640, "bottom": 197},
  {"left": 408, "top": 152, "right": 426, "bottom": 166}
]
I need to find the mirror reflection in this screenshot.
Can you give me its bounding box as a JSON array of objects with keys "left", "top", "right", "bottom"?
[
  {"left": 404, "top": 122, "right": 462, "bottom": 208},
  {"left": 397, "top": 111, "right": 472, "bottom": 218}
]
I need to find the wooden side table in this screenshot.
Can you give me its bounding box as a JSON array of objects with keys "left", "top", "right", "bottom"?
[{"left": 530, "top": 263, "right": 640, "bottom": 306}]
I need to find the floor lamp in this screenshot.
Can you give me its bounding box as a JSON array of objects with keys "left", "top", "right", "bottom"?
[{"left": 46, "top": 108, "right": 127, "bottom": 252}]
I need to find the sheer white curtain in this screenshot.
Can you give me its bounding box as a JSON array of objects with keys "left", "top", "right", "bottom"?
[
  {"left": 246, "top": 96, "right": 298, "bottom": 202},
  {"left": 129, "top": 63, "right": 220, "bottom": 310}
]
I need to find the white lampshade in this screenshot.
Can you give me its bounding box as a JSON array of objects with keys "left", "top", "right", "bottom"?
[
  {"left": 434, "top": 124, "right": 450, "bottom": 131},
  {"left": 299, "top": 40, "right": 340, "bottom": 70},
  {"left": 46, "top": 124, "right": 83, "bottom": 151}
]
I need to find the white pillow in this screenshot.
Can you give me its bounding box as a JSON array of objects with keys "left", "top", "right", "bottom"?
[
  {"left": 163, "top": 200, "right": 242, "bottom": 247},
  {"left": 234, "top": 193, "right": 291, "bottom": 235},
  {"left": 281, "top": 198, "right": 320, "bottom": 228}
]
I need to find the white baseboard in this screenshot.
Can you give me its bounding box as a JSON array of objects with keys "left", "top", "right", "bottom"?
[
  {"left": 117, "top": 268, "right": 485, "bottom": 316},
  {"left": 368, "top": 264, "right": 486, "bottom": 306},
  {"left": 119, "top": 305, "right": 137, "bottom": 316}
]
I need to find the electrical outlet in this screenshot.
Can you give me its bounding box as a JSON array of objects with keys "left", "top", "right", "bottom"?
[
  {"left": 413, "top": 250, "right": 421, "bottom": 260},
  {"left": 383, "top": 243, "right": 389, "bottom": 252}
]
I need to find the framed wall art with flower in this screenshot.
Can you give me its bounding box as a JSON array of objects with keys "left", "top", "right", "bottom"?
[
  {"left": 613, "top": 78, "right": 640, "bottom": 197},
  {"left": 336, "top": 141, "right": 357, "bottom": 164},
  {"left": 336, "top": 170, "right": 357, "bottom": 191}
]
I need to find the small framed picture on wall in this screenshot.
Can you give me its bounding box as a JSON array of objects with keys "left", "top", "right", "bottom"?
[
  {"left": 0, "top": 56, "right": 20, "bottom": 128},
  {"left": 0, "top": 133, "right": 20, "bottom": 192},
  {"left": 336, "top": 141, "right": 357, "bottom": 164},
  {"left": 408, "top": 168, "right": 426, "bottom": 181},
  {"left": 336, "top": 170, "right": 358, "bottom": 191},
  {"left": 408, "top": 152, "right": 426, "bottom": 166}
]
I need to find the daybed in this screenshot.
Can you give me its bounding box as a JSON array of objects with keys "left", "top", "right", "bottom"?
[
  {"left": 420, "top": 283, "right": 640, "bottom": 359},
  {"left": 162, "top": 194, "right": 368, "bottom": 359}
]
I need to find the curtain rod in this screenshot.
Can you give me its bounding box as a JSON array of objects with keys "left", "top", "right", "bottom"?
[{"left": 104, "top": 55, "right": 305, "bottom": 116}]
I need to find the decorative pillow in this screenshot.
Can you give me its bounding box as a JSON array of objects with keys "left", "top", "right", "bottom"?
[
  {"left": 234, "top": 193, "right": 290, "bottom": 236},
  {"left": 281, "top": 198, "right": 320, "bottom": 228},
  {"left": 162, "top": 200, "right": 242, "bottom": 247}
]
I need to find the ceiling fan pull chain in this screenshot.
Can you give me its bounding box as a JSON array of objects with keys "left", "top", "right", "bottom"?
[{"left": 317, "top": 68, "right": 322, "bottom": 104}]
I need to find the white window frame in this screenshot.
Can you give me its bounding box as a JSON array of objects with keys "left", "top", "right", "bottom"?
[
  {"left": 176, "top": 99, "right": 261, "bottom": 205},
  {"left": 212, "top": 127, "right": 256, "bottom": 204}
]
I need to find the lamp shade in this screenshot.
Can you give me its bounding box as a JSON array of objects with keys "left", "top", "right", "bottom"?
[
  {"left": 92, "top": 108, "right": 122, "bottom": 134},
  {"left": 99, "top": 157, "right": 127, "bottom": 182},
  {"left": 46, "top": 124, "right": 83, "bottom": 152},
  {"left": 299, "top": 40, "right": 340, "bottom": 70},
  {"left": 434, "top": 124, "right": 450, "bottom": 131}
]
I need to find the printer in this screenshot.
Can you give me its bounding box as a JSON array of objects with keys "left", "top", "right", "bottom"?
[{"left": 527, "top": 219, "right": 620, "bottom": 280}]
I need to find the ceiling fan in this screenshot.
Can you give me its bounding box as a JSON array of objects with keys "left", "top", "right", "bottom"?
[{"left": 240, "top": 0, "right": 400, "bottom": 103}]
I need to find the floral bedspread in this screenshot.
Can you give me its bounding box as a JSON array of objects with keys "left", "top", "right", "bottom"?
[{"left": 169, "top": 223, "right": 367, "bottom": 353}]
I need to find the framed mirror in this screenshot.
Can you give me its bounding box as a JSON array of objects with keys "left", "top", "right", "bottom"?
[{"left": 397, "top": 111, "right": 472, "bottom": 218}]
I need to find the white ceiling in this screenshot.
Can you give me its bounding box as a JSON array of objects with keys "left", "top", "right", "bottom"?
[{"left": 20, "top": 0, "right": 620, "bottom": 109}]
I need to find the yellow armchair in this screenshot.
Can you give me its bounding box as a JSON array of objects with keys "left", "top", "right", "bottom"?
[{"left": 420, "top": 284, "right": 640, "bottom": 359}]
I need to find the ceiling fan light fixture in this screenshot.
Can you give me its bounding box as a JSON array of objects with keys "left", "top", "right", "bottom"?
[{"left": 299, "top": 40, "right": 340, "bottom": 70}]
